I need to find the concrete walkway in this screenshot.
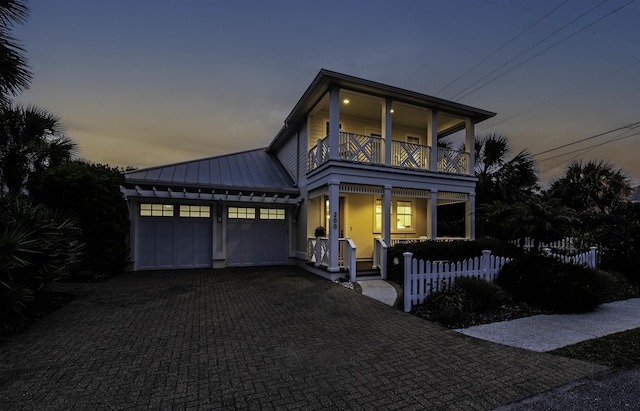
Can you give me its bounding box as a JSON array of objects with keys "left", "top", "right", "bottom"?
[
  {"left": 458, "top": 298, "right": 640, "bottom": 352},
  {"left": 0, "top": 267, "right": 604, "bottom": 410},
  {"left": 355, "top": 279, "right": 398, "bottom": 306}
]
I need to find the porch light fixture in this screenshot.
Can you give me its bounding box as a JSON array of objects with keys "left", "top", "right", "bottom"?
[
  {"left": 390, "top": 109, "right": 395, "bottom": 113},
  {"left": 343, "top": 99, "right": 350, "bottom": 104}
]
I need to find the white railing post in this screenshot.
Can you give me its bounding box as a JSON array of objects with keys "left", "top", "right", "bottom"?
[
  {"left": 314, "top": 237, "right": 322, "bottom": 267},
  {"left": 481, "top": 249, "right": 491, "bottom": 275},
  {"left": 590, "top": 246, "right": 598, "bottom": 269},
  {"left": 403, "top": 252, "right": 413, "bottom": 312}
]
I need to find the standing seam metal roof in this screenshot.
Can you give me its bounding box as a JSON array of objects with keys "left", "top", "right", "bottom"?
[{"left": 125, "top": 148, "right": 297, "bottom": 192}]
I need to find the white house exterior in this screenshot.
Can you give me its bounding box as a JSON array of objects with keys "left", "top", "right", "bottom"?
[{"left": 123, "top": 70, "right": 495, "bottom": 279}]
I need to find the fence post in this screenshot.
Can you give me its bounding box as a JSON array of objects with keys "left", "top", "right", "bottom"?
[
  {"left": 542, "top": 247, "right": 551, "bottom": 256},
  {"left": 480, "top": 250, "right": 491, "bottom": 275},
  {"left": 590, "top": 246, "right": 598, "bottom": 269},
  {"left": 403, "top": 252, "right": 413, "bottom": 313}
]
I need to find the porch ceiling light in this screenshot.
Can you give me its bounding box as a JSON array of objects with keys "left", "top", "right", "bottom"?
[{"left": 343, "top": 99, "right": 350, "bottom": 104}]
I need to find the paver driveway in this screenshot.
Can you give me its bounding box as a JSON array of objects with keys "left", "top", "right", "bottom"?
[{"left": 0, "top": 266, "right": 605, "bottom": 410}]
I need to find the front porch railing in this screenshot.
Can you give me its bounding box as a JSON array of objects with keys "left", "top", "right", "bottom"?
[
  {"left": 339, "top": 132, "right": 384, "bottom": 164},
  {"left": 307, "top": 237, "right": 345, "bottom": 268},
  {"left": 438, "top": 148, "right": 469, "bottom": 174},
  {"left": 373, "top": 238, "right": 388, "bottom": 279}
]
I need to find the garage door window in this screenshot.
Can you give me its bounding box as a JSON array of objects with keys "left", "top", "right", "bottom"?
[
  {"left": 140, "top": 204, "right": 174, "bottom": 217},
  {"left": 228, "top": 207, "right": 255, "bottom": 219},
  {"left": 260, "top": 208, "right": 285, "bottom": 220},
  {"left": 180, "top": 205, "right": 210, "bottom": 218}
]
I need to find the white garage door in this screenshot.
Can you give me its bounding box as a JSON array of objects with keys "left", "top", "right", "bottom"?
[
  {"left": 226, "top": 207, "right": 288, "bottom": 266},
  {"left": 137, "top": 204, "right": 212, "bottom": 270}
]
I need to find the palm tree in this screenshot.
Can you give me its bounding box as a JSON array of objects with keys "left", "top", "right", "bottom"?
[
  {"left": 0, "top": 0, "right": 31, "bottom": 104},
  {"left": 474, "top": 133, "right": 539, "bottom": 206},
  {"left": 547, "top": 160, "right": 631, "bottom": 214},
  {"left": 0, "top": 104, "right": 77, "bottom": 193}
]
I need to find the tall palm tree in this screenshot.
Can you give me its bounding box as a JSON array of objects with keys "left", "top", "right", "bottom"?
[
  {"left": 474, "top": 133, "right": 539, "bottom": 206},
  {"left": 0, "top": 104, "right": 76, "bottom": 193},
  {"left": 547, "top": 160, "right": 631, "bottom": 214},
  {"left": 0, "top": 0, "right": 31, "bottom": 104}
]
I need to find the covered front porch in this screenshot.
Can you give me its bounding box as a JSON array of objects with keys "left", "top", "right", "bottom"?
[{"left": 304, "top": 182, "right": 474, "bottom": 279}]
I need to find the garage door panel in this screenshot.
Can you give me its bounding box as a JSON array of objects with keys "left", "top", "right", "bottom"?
[
  {"left": 227, "top": 217, "right": 287, "bottom": 266},
  {"left": 156, "top": 222, "right": 174, "bottom": 268}
]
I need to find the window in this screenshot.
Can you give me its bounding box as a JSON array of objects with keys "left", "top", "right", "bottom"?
[
  {"left": 228, "top": 207, "right": 255, "bottom": 219},
  {"left": 140, "top": 204, "right": 174, "bottom": 217},
  {"left": 396, "top": 201, "right": 412, "bottom": 229},
  {"left": 180, "top": 205, "right": 210, "bottom": 218},
  {"left": 374, "top": 199, "right": 382, "bottom": 232},
  {"left": 407, "top": 136, "right": 420, "bottom": 145},
  {"left": 260, "top": 208, "right": 285, "bottom": 220}
]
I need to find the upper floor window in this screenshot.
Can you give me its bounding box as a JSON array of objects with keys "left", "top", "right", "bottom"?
[
  {"left": 180, "top": 205, "right": 210, "bottom": 218},
  {"left": 228, "top": 207, "right": 255, "bottom": 219},
  {"left": 407, "top": 136, "right": 420, "bottom": 145},
  {"left": 140, "top": 204, "right": 174, "bottom": 217},
  {"left": 260, "top": 208, "right": 285, "bottom": 220}
]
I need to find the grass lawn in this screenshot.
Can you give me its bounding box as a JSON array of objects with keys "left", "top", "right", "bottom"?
[{"left": 551, "top": 328, "right": 640, "bottom": 370}]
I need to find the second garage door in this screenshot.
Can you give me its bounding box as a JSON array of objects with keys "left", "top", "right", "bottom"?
[{"left": 226, "top": 207, "right": 288, "bottom": 266}]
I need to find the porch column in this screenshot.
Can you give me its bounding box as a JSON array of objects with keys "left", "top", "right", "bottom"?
[
  {"left": 329, "top": 87, "right": 341, "bottom": 161},
  {"left": 430, "top": 190, "right": 438, "bottom": 240},
  {"left": 466, "top": 192, "right": 476, "bottom": 240},
  {"left": 427, "top": 110, "right": 438, "bottom": 172},
  {"left": 327, "top": 181, "right": 340, "bottom": 272},
  {"left": 382, "top": 185, "right": 392, "bottom": 246},
  {"left": 465, "top": 118, "right": 475, "bottom": 176},
  {"left": 382, "top": 99, "right": 393, "bottom": 165}
]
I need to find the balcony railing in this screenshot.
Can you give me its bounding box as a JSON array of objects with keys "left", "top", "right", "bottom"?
[
  {"left": 391, "top": 141, "right": 430, "bottom": 170},
  {"left": 308, "top": 132, "right": 470, "bottom": 176},
  {"left": 438, "top": 148, "right": 469, "bottom": 174}
]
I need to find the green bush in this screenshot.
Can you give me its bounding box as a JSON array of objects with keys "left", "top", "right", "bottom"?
[
  {"left": 497, "top": 254, "right": 615, "bottom": 313},
  {"left": 455, "top": 276, "right": 512, "bottom": 312},
  {"left": 424, "top": 287, "right": 466, "bottom": 325}
]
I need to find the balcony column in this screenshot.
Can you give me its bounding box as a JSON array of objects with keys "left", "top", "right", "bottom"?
[
  {"left": 427, "top": 110, "right": 438, "bottom": 172},
  {"left": 382, "top": 185, "right": 392, "bottom": 246},
  {"left": 466, "top": 192, "right": 476, "bottom": 240},
  {"left": 465, "top": 118, "right": 475, "bottom": 176},
  {"left": 327, "top": 181, "right": 340, "bottom": 272},
  {"left": 329, "top": 87, "right": 341, "bottom": 160},
  {"left": 382, "top": 99, "right": 393, "bottom": 165},
  {"left": 430, "top": 190, "right": 438, "bottom": 240}
]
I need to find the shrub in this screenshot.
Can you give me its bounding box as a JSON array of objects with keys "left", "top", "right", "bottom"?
[
  {"left": 497, "top": 254, "right": 615, "bottom": 313},
  {"left": 424, "top": 287, "right": 466, "bottom": 325},
  {"left": 455, "top": 276, "right": 512, "bottom": 312}
]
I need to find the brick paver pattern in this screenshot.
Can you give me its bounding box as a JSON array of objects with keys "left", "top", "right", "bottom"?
[{"left": 0, "top": 267, "right": 605, "bottom": 410}]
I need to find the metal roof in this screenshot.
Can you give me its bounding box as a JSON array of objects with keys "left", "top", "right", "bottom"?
[{"left": 125, "top": 148, "right": 298, "bottom": 194}]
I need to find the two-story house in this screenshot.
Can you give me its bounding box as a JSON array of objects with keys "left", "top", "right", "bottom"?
[{"left": 123, "top": 69, "right": 495, "bottom": 279}]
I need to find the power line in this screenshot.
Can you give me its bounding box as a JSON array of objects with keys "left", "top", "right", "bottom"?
[
  {"left": 434, "top": 0, "right": 569, "bottom": 97},
  {"left": 479, "top": 57, "right": 640, "bottom": 131},
  {"left": 448, "top": 0, "right": 610, "bottom": 100},
  {"left": 453, "top": 0, "right": 636, "bottom": 101},
  {"left": 532, "top": 122, "right": 640, "bottom": 157},
  {"left": 540, "top": 130, "right": 640, "bottom": 173}
]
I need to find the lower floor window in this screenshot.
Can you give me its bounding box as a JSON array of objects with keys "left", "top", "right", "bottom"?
[
  {"left": 228, "top": 207, "right": 255, "bottom": 219},
  {"left": 260, "top": 208, "right": 285, "bottom": 220},
  {"left": 140, "top": 204, "right": 174, "bottom": 217},
  {"left": 180, "top": 205, "right": 210, "bottom": 218}
]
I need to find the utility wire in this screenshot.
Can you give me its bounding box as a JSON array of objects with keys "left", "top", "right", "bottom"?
[
  {"left": 540, "top": 130, "right": 640, "bottom": 173},
  {"left": 434, "top": 0, "right": 569, "bottom": 97},
  {"left": 532, "top": 122, "right": 640, "bottom": 157},
  {"left": 449, "top": 0, "right": 610, "bottom": 100},
  {"left": 479, "top": 57, "right": 640, "bottom": 130},
  {"left": 538, "top": 130, "right": 639, "bottom": 162},
  {"left": 453, "top": 0, "right": 636, "bottom": 101}
]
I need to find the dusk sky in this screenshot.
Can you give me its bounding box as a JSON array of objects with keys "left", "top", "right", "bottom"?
[{"left": 13, "top": 0, "right": 640, "bottom": 186}]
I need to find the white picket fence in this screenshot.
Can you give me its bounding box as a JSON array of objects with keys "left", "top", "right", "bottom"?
[
  {"left": 402, "top": 246, "right": 599, "bottom": 312},
  {"left": 512, "top": 237, "right": 577, "bottom": 254},
  {"left": 542, "top": 246, "right": 598, "bottom": 269},
  {"left": 403, "top": 250, "right": 509, "bottom": 312}
]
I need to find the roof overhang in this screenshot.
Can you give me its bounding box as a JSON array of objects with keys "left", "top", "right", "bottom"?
[{"left": 121, "top": 185, "right": 302, "bottom": 205}]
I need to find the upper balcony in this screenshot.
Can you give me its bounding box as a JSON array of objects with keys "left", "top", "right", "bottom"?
[{"left": 308, "top": 132, "right": 470, "bottom": 175}]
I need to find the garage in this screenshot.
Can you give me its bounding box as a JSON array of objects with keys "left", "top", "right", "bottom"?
[
  {"left": 137, "top": 204, "right": 212, "bottom": 270},
  {"left": 226, "top": 206, "right": 288, "bottom": 266}
]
